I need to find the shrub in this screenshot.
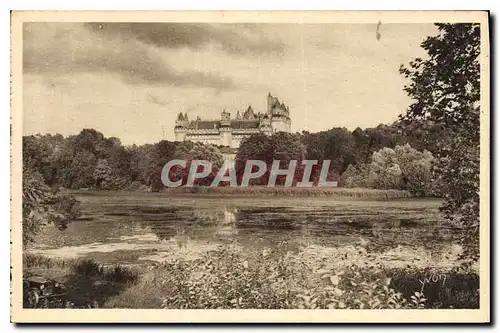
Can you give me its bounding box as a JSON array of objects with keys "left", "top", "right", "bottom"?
[
  {"left": 72, "top": 259, "right": 103, "bottom": 276},
  {"left": 104, "top": 246, "right": 438, "bottom": 309},
  {"left": 22, "top": 169, "right": 82, "bottom": 245},
  {"left": 342, "top": 144, "right": 435, "bottom": 196},
  {"left": 105, "top": 265, "right": 139, "bottom": 284},
  {"left": 341, "top": 164, "right": 371, "bottom": 188}
]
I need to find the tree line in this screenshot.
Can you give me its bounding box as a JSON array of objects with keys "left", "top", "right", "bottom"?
[{"left": 23, "top": 119, "right": 438, "bottom": 192}]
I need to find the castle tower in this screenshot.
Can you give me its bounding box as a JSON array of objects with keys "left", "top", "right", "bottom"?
[
  {"left": 268, "top": 93, "right": 291, "bottom": 133},
  {"left": 259, "top": 113, "right": 273, "bottom": 135},
  {"left": 174, "top": 112, "right": 189, "bottom": 141},
  {"left": 267, "top": 93, "right": 276, "bottom": 115},
  {"left": 219, "top": 109, "right": 232, "bottom": 147}
]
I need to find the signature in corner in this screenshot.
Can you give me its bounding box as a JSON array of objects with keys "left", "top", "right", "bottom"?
[{"left": 419, "top": 272, "right": 447, "bottom": 292}]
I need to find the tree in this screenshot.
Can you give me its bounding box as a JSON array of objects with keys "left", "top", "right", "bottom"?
[
  {"left": 369, "top": 147, "right": 405, "bottom": 190},
  {"left": 302, "top": 128, "right": 356, "bottom": 174},
  {"left": 173, "top": 141, "right": 224, "bottom": 186},
  {"left": 236, "top": 133, "right": 306, "bottom": 185},
  {"left": 93, "top": 159, "right": 113, "bottom": 189},
  {"left": 128, "top": 144, "right": 155, "bottom": 185},
  {"left": 341, "top": 163, "right": 370, "bottom": 188},
  {"left": 368, "top": 144, "right": 434, "bottom": 195},
  {"left": 22, "top": 168, "right": 81, "bottom": 246},
  {"left": 399, "top": 23, "right": 480, "bottom": 261}
]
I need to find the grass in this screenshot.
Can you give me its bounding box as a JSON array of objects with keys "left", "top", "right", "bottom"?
[
  {"left": 23, "top": 254, "right": 138, "bottom": 307},
  {"left": 161, "top": 186, "right": 413, "bottom": 199},
  {"left": 24, "top": 254, "right": 138, "bottom": 284}
]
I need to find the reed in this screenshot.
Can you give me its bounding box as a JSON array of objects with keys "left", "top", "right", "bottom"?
[{"left": 162, "top": 186, "right": 413, "bottom": 199}]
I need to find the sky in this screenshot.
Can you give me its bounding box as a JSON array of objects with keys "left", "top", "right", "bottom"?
[{"left": 22, "top": 22, "right": 438, "bottom": 145}]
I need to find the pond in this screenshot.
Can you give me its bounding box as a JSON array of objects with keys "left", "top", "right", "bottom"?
[{"left": 31, "top": 191, "right": 459, "bottom": 267}]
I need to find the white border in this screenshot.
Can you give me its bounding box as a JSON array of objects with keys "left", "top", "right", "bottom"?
[{"left": 3, "top": 1, "right": 497, "bottom": 331}]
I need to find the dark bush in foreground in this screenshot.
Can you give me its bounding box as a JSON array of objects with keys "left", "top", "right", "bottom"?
[{"left": 389, "top": 269, "right": 479, "bottom": 309}]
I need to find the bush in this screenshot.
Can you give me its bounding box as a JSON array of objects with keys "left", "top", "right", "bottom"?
[
  {"left": 342, "top": 144, "right": 435, "bottom": 197},
  {"left": 105, "top": 265, "right": 139, "bottom": 284},
  {"left": 341, "top": 164, "right": 371, "bottom": 188},
  {"left": 105, "top": 246, "right": 475, "bottom": 309},
  {"left": 72, "top": 259, "right": 104, "bottom": 276}
]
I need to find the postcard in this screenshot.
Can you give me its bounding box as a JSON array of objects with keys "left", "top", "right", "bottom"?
[{"left": 10, "top": 10, "right": 490, "bottom": 323}]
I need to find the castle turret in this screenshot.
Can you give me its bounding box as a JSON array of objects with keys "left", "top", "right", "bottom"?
[
  {"left": 267, "top": 94, "right": 291, "bottom": 133},
  {"left": 174, "top": 112, "right": 189, "bottom": 141},
  {"left": 219, "top": 109, "right": 232, "bottom": 146},
  {"left": 220, "top": 109, "right": 231, "bottom": 127},
  {"left": 267, "top": 93, "right": 277, "bottom": 115},
  {"left": 259, "top": 113, "right": 273, "bottom": 135},
  {"left": 243, "top": 105, "right": 255, "bottom": 120}
]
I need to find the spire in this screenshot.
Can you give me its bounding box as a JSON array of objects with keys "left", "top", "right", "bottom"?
[{"left": 184, "top": 112, "right": 188, "bottom": 121}]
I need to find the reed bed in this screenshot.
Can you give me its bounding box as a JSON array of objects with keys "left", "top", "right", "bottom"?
[{"left": 162, "top": 186, "right": 413, "bottom": 199}]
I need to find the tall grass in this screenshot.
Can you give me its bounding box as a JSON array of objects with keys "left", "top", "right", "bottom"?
[
  {"left": 162, "top": 186, "right": 413, "bottom": 199},
  {"left": 23, "top": 254, "right": 138, "bottom": 284}
]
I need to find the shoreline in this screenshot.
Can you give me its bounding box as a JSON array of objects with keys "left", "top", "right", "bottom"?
[{"left": 64, "top": 187, "right": 429, "bottom": 200}]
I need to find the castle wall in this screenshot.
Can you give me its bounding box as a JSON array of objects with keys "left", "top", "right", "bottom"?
[
  {"left": 185, "top": 134, "right": 220, "bottom": 146},
  {"left": 271, "top": 119, "right": 290, "bottom": 133},
  {"left": 175, "top": 131, "right": 187, "bottom": 141},
  {"left": 220, "top": 130, "right": 232, "bottom": 147}
]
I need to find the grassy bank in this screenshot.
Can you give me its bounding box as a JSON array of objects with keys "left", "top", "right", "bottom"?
[{"left": 160, "top": 186, "right": 414, "bottom": 199}]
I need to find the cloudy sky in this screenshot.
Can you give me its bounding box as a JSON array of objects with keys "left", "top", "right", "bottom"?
[{"left": 23, "top": 22, "right": 438, "bottom": 145}]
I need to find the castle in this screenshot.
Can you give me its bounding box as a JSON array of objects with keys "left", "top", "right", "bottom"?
[{"left": 174, "top": 93, "right": 292, "bottom": 149}]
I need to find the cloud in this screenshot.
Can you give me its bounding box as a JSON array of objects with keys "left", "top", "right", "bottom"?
[
  {"left": 146, "top": 94, "right": 170, "bottom": 106},
  {"left": 84, "top": 23, "right": 286, "bottom": 57},
  {"left": 23, "top": 23, "right": 236, "bottom": 90}
]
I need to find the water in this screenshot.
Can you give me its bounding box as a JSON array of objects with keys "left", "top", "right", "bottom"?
[{"left": 33, "top": 191, "right": 454, "bottom": 266}]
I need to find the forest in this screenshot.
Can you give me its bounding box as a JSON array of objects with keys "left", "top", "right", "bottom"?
[{"left": 23, "top": 120, "right": 441, "bottom": 192}]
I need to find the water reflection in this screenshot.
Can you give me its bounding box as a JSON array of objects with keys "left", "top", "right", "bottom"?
[
  {"left": 131, "top": 203, "right": 451, "bottom": 252},
  {"left": 50, "top": 195, "right": 452, "bottom": 255},
  {"left": 135, "top": 206, "right": 241, "bottom": 248}
]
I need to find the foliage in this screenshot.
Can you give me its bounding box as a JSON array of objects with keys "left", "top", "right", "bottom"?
[
  {"left": 23, "top": 130, "right": 227, "bottom": 192},
  {"left": 236, "top": 132, "right": 306, "bottom": 185},
  {"left": 301, "top": 128, "right": 359, "bottom": 173},
  {"left": 342, "top": 144, "right": 434, "bottom": 196},
  {"left": 102, "top": 246, "right": 477, "bottom": 309},
  {"left": 399, "top": 23, "right": 481, "bottom": 261},
  {"left": 341, "top": 164, "right": 371, "bottom": 188},
  {"left": 370, "top": 144, "right": 434, "bottom": 196},
  {"left": 93, "top": 159, "right": 113, "bottom": 189},
  {"left": 23, "top": 120, "right": 448, "bottom": 192},
  {"left": 22, "top": 168, "right": 81, "bottom": 246}
]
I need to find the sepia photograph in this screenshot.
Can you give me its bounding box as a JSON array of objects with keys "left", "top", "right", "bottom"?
[{"left": 10, "top": 11, "right": 490, "bottom": 323}]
